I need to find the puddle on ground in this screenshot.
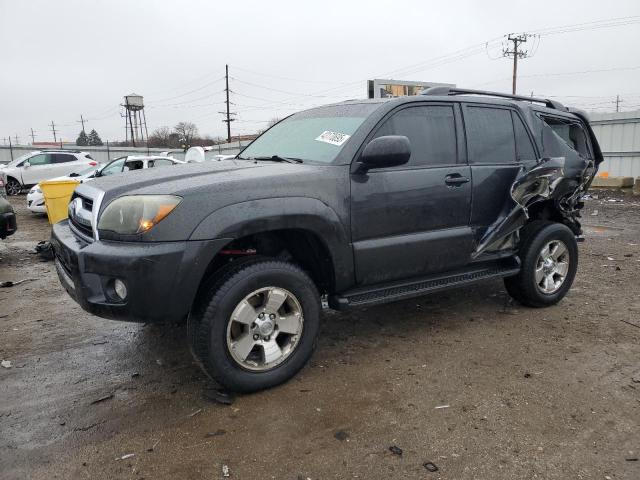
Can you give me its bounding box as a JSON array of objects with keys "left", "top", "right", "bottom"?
[{"left": 583, "top": 225, "right": 625, "bottom": 236}]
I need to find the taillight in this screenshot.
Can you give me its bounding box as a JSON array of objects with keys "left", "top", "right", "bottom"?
[{"left": 88, "top": 161, "right": 97, "bottom": 166}]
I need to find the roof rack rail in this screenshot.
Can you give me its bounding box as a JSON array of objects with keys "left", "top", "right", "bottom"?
[{"left": 421, "top": 87, "right": 566, "bottom": 111}]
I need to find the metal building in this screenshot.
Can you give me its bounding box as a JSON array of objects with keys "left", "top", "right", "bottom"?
[{"left": 589, "top": 110, "right": 640, "bottom": 178}]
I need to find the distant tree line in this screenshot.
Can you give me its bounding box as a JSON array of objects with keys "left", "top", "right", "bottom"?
[
  {"left": 76, "top": 129, "right": 103, "bottom": 146},
  {"left": 77, "top": 121, "right": 260, "bottom": 149},
  {"left": 146, "top": 122, "right": 223, "bottom": 150}
]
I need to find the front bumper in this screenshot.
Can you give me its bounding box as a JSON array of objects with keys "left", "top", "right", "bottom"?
[
  {"left": 51, "top": 220, "right": 230, "bottom": 323},
  {"left": 27, "top": 191, "right": 46, "bottom": 213},
  {"left": 0, "top": 211, "right": 17, "bottom": 238}
]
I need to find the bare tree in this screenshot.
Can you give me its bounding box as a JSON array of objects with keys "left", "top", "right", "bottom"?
[
  {"left": 267, "top": 117, "right": 280, "bottom": 127},
  {"left": 174, "top": 122, "right": 198, "bottom": 149},
  {"left": 148, "top": 126, "right": 173, "bottom": 147}
]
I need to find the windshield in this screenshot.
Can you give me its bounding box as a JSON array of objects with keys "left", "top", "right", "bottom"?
[{"left": 240, "top": 103, "right": 381, "bottom": 164}]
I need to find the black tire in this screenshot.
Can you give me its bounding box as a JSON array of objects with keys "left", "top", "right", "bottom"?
[
  {"left": 504, "top": 221, "right": 578, "bottom": 308},
  {"left": 6, "top": 178, "right": 21, "bottom": 196},
  {"left": 191, "top": 258, "right": 321, "bottom": 393}
]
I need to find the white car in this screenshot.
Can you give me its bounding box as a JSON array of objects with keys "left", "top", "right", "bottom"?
[
  {"left": 1, "top": 150, "right": 98, "bottom": 196},
  {"left": 184, "top": 146, "right": 236, "bottom": 163},
  {"left": 27, "top": 155, "right": 184, "bottom": 214}
]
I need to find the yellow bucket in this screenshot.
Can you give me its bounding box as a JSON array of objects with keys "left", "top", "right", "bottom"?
[{"left": 40, "top": 179, "right": 80, "bottom": 224}]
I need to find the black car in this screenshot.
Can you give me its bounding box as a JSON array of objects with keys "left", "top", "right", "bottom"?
[
  {"left": 0, "top": 195, "right": 17, "bottom": 239},
  {"left": 51, "top": 88, "right": 602, "bottom": 392}
]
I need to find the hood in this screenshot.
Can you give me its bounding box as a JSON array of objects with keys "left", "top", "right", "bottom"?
[
  {"left": 74, "top": 159, "right": 348, "bottom": 242},
  {"left": 89, "top": 159, "right": 269, "bottom": 200}
]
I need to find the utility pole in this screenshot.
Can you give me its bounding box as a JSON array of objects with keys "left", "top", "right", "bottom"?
[
  {"left": 503, "top": 34, "right": 530, "bottom": 95},
  {"left": 221, "top": 64, "right": 235, "bottom": 143},
  {"left": 30, "top": 128, "right": 37, "bottom": 144},
  {"left": 615, "top": 94, "right": 622, "bottom": 112},
  {"left": 50, "top": 121, "right": 58, "bottom": 143},
  {"left": 78, "top": 114, "right": 86, "bottom": 133},
  {"left": 14, "top": 134, "right": 19, "bottom": 145}
]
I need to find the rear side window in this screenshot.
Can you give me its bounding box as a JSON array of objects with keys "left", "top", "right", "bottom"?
[
  {"left": 511, "top": 113, "right": 537, "bottom": 161},
  {"left": 464, "top": 106, "right": 516, "bottom": 164},
  {"left": 52, "top": 154, "right": 76, "bottom": 164},
  {"left": 541, "top": 116, "right": 592, "bottom": 159},
  {"left": 149, "top": 159, "right": 174, "bottom": 168},
  {"left": 373, "top": 105, "right": 457, "bottom": 167}
]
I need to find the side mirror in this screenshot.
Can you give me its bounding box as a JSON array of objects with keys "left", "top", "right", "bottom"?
[
  {"left": 359, "top": 135, "right": 411, "bottom": 170},
  {"left": 23, "top": 160, "right": 31, "bottom": 168}
]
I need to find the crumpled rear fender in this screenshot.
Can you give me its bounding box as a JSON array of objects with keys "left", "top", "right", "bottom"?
[{"left": 473, "top": 153, "right": 594, "bottom": 257}]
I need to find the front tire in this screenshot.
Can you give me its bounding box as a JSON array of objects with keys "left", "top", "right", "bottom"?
[
  {"left": 504, "top": 221, "right": 578, "bottom": 308},
  {"left": 191, "top": 258, "right": 321, "bottom": 393},
  {"left": 6, "top": 178, "right": 21, "bottom": 196}
]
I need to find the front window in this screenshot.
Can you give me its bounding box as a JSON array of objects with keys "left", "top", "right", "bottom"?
[
  {"left": 240, "top": 103, "right": 381, "bottom": 164},
  {"left": 100, "top": 157, "right": 126, "bottom": 176},
  {"left": 6, "top": 152, "right": 34, "bottom": 167}
]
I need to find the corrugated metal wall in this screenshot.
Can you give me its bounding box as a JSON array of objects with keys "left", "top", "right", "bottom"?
[{"left": 590, "top": 111, "right": 640, "bottom": 178}]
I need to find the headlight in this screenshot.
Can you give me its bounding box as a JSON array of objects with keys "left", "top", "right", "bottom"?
[
  {"left": 30, "top": 185, "right": 41, "bottom": 194},
  {"left": 97, "top": 195, "right": 181, "bottom": 235}
]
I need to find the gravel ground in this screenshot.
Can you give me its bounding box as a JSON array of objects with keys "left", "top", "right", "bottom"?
[{"left": 1, "top": 191, "right": 639, "bottom": 480}]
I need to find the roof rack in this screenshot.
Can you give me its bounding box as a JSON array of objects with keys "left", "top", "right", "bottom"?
[{"left": 421, "top": 87, "right": 566, "bottom": 111}]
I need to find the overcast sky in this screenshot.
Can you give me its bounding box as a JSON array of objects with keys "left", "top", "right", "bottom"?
[{"left": 1, "top": 0, "right": 639, "bottom": 144}]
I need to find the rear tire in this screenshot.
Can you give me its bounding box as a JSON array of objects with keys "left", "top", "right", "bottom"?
[
  {"left": 504, "top": 221, "right": 578, "bottom": 308},
  {"left": 190, "top": 258, "right": 321, "bottom": 393}
]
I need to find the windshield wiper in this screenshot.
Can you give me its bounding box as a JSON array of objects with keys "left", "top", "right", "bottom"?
[{"left": 251, "top": 155, "right": 303, "bottom": 164}]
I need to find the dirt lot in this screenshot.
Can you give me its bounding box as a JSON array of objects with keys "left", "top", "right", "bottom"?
[{"left": 1, "top": 192, "right": 639, "bottom": 480}]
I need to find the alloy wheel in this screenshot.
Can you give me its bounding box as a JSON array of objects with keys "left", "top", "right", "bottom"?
[
  {"left": 535, "top": 240, "right": 570, "bottom": 294},
  {"left": 6, "top": 179, "right": 21, "bottom": 196},
  {"left": 226, "top": 287, "right": 304, "bottom": 371}
]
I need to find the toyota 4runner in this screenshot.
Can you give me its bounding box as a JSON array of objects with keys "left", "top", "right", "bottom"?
[{"left": 51, "top": 88, "right": 602, "bottom": 392}]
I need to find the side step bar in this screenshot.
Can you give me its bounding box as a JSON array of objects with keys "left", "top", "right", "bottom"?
[{"left": 329, "top": 258, "right": 520, "bottom": 310}]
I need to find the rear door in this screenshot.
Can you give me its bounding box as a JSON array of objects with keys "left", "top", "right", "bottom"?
[
  {"left": 350, "top": 102, "right": 474, "bottom": 285},
  {"left": 461, "top": 104, "right": 538, "bottom": 244},
  {"left": 51, "top": 153, "right": 80, "bottom": 177}
]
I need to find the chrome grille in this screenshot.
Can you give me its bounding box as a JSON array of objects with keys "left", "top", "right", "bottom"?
[{"left": 68, "top": 192, "right": 95, "bottom": 240}]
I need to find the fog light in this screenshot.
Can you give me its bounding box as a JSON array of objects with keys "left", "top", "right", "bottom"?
[{"left": 114, "top": 279, "right": 127, "bottom": 300}]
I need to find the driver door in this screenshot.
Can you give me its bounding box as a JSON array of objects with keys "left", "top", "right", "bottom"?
[
  {"left": 350, "top": 103, "right": 473, "bottom": 285},
  {"left": 21, "top": 153, "right": 54, "bottom": 185}
]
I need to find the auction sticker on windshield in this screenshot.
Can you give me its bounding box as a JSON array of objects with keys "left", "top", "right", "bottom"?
[{"left": 315, "top": 131, "right": 350, "bottom": 146}]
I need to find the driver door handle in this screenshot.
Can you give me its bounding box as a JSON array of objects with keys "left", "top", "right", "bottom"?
[{"left": 444, "top": 174, "right": 470, "bottom": 186}]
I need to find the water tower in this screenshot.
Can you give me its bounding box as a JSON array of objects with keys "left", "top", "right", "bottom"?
[{"left": 122, "top": 93, "right": 148, "bottom": 146}]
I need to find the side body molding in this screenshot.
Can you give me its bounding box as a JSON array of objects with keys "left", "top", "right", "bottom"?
[{"left": 189, "top": 197, "right": 354, "bottom": 291}]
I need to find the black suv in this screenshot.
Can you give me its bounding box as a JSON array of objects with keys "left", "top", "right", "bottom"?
[{"left": 51, "top": 88, "right": 602, "bottom": 392}]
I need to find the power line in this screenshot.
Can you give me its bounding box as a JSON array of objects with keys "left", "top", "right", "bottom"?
[
  {"left": 230, "top": 65, "right": 344, "bottom": 85},
  {"left": 147, "top": 76, "right": 225, "bottom": 104}
]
